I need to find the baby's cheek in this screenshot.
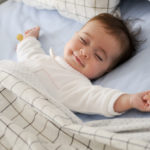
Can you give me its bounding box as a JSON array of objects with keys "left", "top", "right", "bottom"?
[{"left": 86, "top": 67, "right": 102, "bottom": 79}]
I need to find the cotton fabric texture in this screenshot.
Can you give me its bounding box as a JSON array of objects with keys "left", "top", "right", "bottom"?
[{"left": 14, "top": 0, "right": 120, "bottom": 23}]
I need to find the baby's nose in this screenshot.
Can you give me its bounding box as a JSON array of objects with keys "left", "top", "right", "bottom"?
[{"left": 80, "top": 48, "right": 90, "bottom": 59}]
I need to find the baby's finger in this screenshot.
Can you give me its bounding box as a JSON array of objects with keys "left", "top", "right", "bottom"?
[
  {"left": 31, "top": 26, "right": 40, "bottom": 31},
  {"left": 139, "top": 101, "right": 150, "bottom": 112},
  {"left": 25, "top": 26, "right": 40, "bottom": 34},
  {"left": 25, "top": 29, "right": 32, "bottom": 34},
  {"left": 35, "top": 26, "right": 40, "bottom": 29},
  {"left": 142, "top": 90, "right": 150, "bottom": 99},
  {"left": 143, "top": 95, "right": 149, "bottom": 100},
  {"left": 143, "top": 94, "right": 150, "bottom": 101}
]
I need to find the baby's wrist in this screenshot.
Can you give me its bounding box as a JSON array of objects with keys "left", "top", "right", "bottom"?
[
  {"left": 128, "top": 94, "right": 134, "bottom": 109},
  {"left": 114, "top": 94, "right": 132, "bottom": 113},
  {"left": 122, "top": 94, "right": 133, "bottom": 110}
]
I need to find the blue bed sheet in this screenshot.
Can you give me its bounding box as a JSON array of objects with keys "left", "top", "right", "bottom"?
[{"left": 0, "top": 0, "right": 82, "bottom": 60}]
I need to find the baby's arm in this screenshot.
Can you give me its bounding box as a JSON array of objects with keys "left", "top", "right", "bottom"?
[
  {"left": 16, "top": 26, "right": 45, "bottom": 61},
  {"left": 114, "top": 91, "right": 150, "bottom": 113}
]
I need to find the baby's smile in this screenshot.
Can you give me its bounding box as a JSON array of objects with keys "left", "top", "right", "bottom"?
[{"left": 73, "top": 52, "right": 85, "bottom": 67}]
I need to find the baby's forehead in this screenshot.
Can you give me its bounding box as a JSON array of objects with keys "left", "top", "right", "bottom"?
[
  {"left": 80, "top": 19, "right": 129, "bottom": 45},
  {"left": 80, "top": 20, "right": 107, "bottom": 35}
]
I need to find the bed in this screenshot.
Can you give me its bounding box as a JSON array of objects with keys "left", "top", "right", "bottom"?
[{"left": 0, "top": 0, "right": 150, "bottom": 150}]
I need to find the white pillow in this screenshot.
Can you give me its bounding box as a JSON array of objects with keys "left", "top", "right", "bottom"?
[{"left": 14, "top": 0, "right": 120, "bottom": 23}]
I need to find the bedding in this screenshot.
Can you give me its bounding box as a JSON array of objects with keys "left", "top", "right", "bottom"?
[
  {"left": 0, "top": 0, "right": 82, "bottom": 60},
  {"left": 0, "top": 0, "right": 5, "bottom": 4},
  {"left": 0, "top": 61, "right": 150, "bottom": 150},
  {"left": 0, "top": 0, "right": 150, "bottom": 118},
  {"left": 14, "top": 0, "right": 120, "bottom": 23},
  {"left": 1, "top": 0, "right": 150, "bottom": 149}
]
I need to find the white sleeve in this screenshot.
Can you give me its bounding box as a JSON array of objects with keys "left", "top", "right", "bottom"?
[
  {"left": 62, "top": 83, "right": 124, "bottom": 117},
  {"left": 16, "top": 37, "right": 46, "bottom": 61}
]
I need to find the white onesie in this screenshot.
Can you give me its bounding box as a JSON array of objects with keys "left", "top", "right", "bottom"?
[{"left": 0, "top": 37, "right": 123, "bottom": 117}]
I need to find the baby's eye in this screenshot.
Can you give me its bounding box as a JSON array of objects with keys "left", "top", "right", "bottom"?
[
  {"left": 79, "top": 37, "right": 87, "bottom": 45},
  {"left": 95, "top": 54, "right": 103, "bottom": 61}
]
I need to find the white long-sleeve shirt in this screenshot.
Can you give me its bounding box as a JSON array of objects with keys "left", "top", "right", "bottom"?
[{"left": 2, "top": 37, "right": 124, "bottom": 117}]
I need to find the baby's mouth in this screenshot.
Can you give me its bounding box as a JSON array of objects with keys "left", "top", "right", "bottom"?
[{"left": 74, "top": 54, "right": 84, "bottom": 67}]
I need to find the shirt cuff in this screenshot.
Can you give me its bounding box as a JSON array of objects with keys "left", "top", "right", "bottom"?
[
  {"left": 108, "top": 92, "right": 124, "bottom": 116},
  {"left": 17, "top": 36, "right": 37, "bottom": 50}
]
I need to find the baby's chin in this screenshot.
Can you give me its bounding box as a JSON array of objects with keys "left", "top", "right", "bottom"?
[{"left": 84, "top": 71, "right": 104, "bottom": 80}]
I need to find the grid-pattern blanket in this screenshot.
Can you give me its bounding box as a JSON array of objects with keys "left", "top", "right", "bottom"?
[{"left": 0, "top": 69, "right": 150, "bottom": 150}]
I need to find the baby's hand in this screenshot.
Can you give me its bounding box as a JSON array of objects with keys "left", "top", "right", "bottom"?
[
  {"left": 24, "top": 26, "right": 40, "bottom": 39},
  {"left": 143, "top": 92, "right": 150, "bottom": 106},
  {"left": 130, "top": 91, "right": 150, "bottom": 112}
]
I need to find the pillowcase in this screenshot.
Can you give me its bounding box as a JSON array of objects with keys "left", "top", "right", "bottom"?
[
  {"left": 14, "top": 0, "right": 120, "bottom": 23},
  {"left": 0, "top": 0, "right": 6, "bottom": 4}
]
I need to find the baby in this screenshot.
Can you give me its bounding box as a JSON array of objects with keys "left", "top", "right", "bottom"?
[{"left": 16, "top": 13, "right": 150, "bottom": 117}]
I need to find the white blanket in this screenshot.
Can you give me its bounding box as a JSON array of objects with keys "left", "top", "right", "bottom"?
[{"left": 0, "top": 64, "right": 150, "bottom": 150}]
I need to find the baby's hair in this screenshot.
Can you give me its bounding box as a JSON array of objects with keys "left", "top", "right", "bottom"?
[{"left": 86, "top": 13, "right": 140, "bottom": 70}]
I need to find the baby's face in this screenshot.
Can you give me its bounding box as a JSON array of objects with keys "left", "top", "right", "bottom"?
[{"left": 64, "top": 20, "right": 122, "bottom": 79}]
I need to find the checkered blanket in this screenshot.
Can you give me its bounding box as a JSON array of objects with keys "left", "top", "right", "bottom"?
[
  {"left": 0, "top": 69, "right": 150, "bottom": 150},
  {"left": 14, "top": 0, "right": 120, "bottom": 23}
]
